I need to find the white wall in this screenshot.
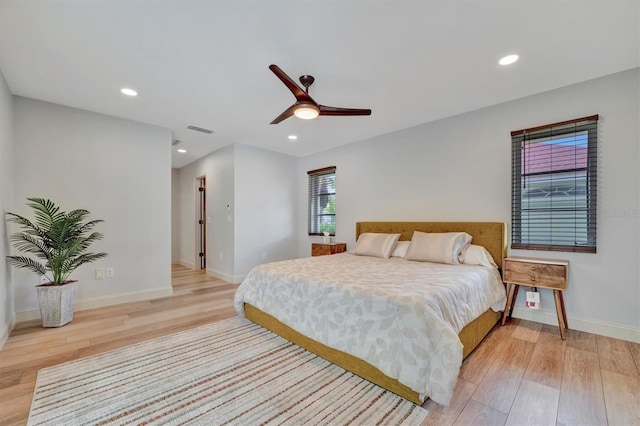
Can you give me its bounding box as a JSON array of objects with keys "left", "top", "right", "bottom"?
[
  {"left": 173, "top": 143, "right": 297, "bottom": 283},
  {"left": 297, "top": 68, "right": 640, "bottom": 342},
  {"left": 12, "top": 97, "right": 173, "bottom": 320},
  {"left": 234, "top": 144, "right": 297, "bottom": 277},
  {"left": 0, "top": 69, "right": 15, "bottom": 347}
]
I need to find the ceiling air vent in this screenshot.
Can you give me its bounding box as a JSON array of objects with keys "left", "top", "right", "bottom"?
[
  {"left": 172, "top": 139, "right": 182, "bottom": 146},
  {"left": 187, "top": 125, "right": 214, "bottom": 134}
]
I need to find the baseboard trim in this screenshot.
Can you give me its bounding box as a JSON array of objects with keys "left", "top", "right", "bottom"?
[
  {"left": 15, "top": 287, "right": 174, "bottom": 323},
  {"left": 512, "top": 307, "right": 640, "bottom": 343},
  {"left": 175, "top": 260, "right": 195, "bottom": 268},
  {"left": 0, "top": 318, "right": 15, "bottom": 350},
  {"left": 206, "top": 267, "right": 244, "bottom": 284}
]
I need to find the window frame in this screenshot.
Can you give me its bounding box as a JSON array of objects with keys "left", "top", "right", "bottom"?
[
  {"left": 307, "top": 166, "right": 336, "bottom": 236},
  {"left": 511, "top": 115, "right": 598, "bottom": 253}
]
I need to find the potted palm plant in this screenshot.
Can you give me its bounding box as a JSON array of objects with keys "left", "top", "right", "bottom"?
[{"left": 5, "top": 198, "right": 107, "bottom": 327}]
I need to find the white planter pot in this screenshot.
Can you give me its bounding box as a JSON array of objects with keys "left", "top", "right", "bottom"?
[{"left": 36, "top": 281, "right": 76, "bottom": 327}]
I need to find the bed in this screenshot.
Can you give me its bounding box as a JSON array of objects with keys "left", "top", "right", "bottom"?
[{"left": 234, "top": 222, "right": 507, "bottom": 406}]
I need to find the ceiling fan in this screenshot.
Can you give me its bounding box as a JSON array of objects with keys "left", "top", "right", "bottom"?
[{"left": 268, "top": 64, "right": 372, "bottom": 124}]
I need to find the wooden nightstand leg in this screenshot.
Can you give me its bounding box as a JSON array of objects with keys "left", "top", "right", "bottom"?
[
  {"left": 510, "top": 285, "right": 520, "bottom": 317},
  {"left": 501, "top": 283, "right": 518, "bottom": 325},
  {"left": 558, "top": 290, "right": 568, "bottom": 330},
  {"left": 553, "top": 290, "right": 566, "bottom": 340}
]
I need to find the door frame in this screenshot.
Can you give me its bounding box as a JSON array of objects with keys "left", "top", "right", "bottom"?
[{"left": 194, "top": 175, "right": 207, "bottom": 270}]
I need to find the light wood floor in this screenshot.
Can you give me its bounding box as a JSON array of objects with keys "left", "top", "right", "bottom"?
[{"left": 1, "top": 265, "right": 638, "bottom": 425}]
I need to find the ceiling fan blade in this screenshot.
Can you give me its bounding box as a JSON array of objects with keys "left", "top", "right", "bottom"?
[
  {"left": 270, "top": 104, "right": 297, "bottom": 125},
  {"left": 269, "top": 64, "right": 311, "bottom": 102},
  {"left": 318, "top": 105, "right": 372, "bottom": 116}
]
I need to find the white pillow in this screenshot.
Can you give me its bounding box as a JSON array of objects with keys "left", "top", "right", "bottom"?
[
  {"left": 352, "top": 233, "right": 401, "bottom": 259},
  {"left": 390, "top": 241, "right": 410, "bottom": 258},
  {"left": 405, "top": 231, "right": 472, "bottom": 264},
  {"left": 461, "top": 244, "right": 498, "bottom": 268}
]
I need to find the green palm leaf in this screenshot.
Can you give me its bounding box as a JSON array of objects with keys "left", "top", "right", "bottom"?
[{"left": 6, "top": 255, "right": 47, "bottom": 276}]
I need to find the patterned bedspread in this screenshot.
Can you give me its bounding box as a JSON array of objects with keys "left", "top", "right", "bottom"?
[{"left": 233, "top": 253, "right": 506, "bottom": 405}]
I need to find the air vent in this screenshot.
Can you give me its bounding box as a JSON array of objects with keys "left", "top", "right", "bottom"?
[
  {"left": 172, "top": 139, "right": 182, "bottom": 146},
  {"left": 187, "top": 125, "right": 214, "bottom": 134}
]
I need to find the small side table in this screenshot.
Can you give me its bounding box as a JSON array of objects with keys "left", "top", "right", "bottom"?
[
  {"left": 501, "top": 256, "right": 569, "bottom": 339},
  {"left": 311, "top": 243, "right": 346, "bottom": 257}
]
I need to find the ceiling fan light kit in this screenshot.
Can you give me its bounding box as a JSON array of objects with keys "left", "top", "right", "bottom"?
[
  {"left": 293, "top": 101, "right": 320, "bottom": 119},
  {"left": 269, "top": 64, "right": 371, "bottom": 124}
]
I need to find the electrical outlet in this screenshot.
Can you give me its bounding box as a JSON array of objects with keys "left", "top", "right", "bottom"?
[
  {"left": 106, "top": 267, "right": 114, "bottom": 278},
  {"left": 95, "top": 268, "right": 105, "bottom": 280}
]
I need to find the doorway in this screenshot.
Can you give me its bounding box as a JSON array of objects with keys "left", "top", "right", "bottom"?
[{"left": 197, "top": 176, "right": 206, "bottom": 269}]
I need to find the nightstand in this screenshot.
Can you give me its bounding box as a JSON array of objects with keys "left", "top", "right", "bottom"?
[
  {"left": 311, "top": 243, "right": 347, "bottom": 257},
  {"left": 501, "top": 256, "right": 569, "bottom": 339}
]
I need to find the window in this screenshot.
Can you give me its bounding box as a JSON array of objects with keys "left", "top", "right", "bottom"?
[
  {"left": 511, "top": 115, "right": 598, "bottom": 253},
  {"left": 308, "top": 166, "right": 336, "bottom": 236}
]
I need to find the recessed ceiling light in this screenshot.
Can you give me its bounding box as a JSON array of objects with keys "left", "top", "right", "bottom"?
[
  {"left": 177, "top": 149, "right": 187, "bottom": 153},
  {"left": 499, "top": 54, "right": 519, "bottom": 66},
  {"left": 288, "top": 135, "right": 298, "bottom": 140},
  {"left": 120, "top": 88, "right": 138, "bottom": 96}
]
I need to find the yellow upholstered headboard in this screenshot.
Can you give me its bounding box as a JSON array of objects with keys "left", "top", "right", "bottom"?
[{"left": 355, "top": 221, "right": 507, "bottom": 270}]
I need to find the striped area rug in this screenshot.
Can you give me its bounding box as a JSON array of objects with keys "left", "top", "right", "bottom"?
[{"left": 28, "top": 317, "right": 428, "bottom": 425}]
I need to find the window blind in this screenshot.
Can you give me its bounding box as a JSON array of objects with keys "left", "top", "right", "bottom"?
[
  {"left": 511, "top": 115, "right": 598, "bottom": 253},
  {"left": 308, "top": 166, "right": 336, "bottom": 236}
]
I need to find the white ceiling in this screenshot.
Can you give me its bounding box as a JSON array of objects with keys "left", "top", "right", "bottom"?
[{"left": 1, "top": 1, "right": 638, "bottom": 168}]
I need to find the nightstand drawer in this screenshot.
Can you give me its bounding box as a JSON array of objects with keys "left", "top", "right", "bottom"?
[
  {"left": 504, "top": 259, "right": 567, "bottom": 290},
  {"left": 312, "top": 243, "right": 346, "bottom": 256}
]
